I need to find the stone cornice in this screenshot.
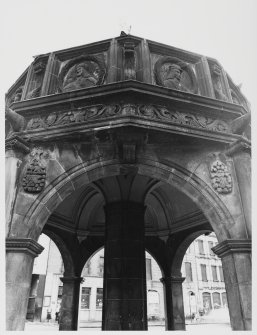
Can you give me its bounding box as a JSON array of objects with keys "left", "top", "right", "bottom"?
[
  {"left": 11, "top": 81, "right": 245, "bottom": 118},
  {"left": 5, "top": 135, "right": 30, "bottom": 154},
  {"left": 160, "top": 276, "right": 185, "bottom": 284},
  {"left": 224, "top": 138, "right": 251, "bottom": 157},
  {"left": 60, "top": 276, "right": 84, "bottom": 284},
  {"left": 6, "top": 238, "right": 44, "bottom": 257},
  {"left": 212, "top": 239, "right": 251, "bottom": 258}
]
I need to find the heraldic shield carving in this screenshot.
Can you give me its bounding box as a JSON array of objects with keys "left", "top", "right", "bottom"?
[
  {"left": 22, "top": 149, "right": 47, "bottom": 193},
  {"left": 210, "top": 160, "right": 232, "bottom": 194}
]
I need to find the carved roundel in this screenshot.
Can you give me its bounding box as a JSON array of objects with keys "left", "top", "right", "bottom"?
[
  {"left": 59, "top": 55, "right": 106, "bottom": 93},
  {"left": 154, "top": 56, "right": 198, "bottom": 94}
]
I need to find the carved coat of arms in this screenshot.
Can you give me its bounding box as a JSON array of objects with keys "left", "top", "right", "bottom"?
[
  {"left": 22, "top": 149, "right": 47, "bottom": 193},
  {"left": 210, "top": 160, "right": 232, "bottom": 194}
]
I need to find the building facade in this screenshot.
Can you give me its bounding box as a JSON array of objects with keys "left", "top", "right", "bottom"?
[{"left": 29, "top": 233, "right": 227, "bottom": 325}]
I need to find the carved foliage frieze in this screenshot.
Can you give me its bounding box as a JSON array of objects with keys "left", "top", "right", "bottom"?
[
  {"left": 22, "top": 148, "right": 48, "bottom": 193},
  {"left": 26, "top": 104, "right": 230, "bottom": 134},
  {"left": 210, "top": 160, "right": 232, "bottom": 194}
]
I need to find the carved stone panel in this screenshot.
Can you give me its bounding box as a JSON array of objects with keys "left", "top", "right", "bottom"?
[
  {"left": 26, "top": 104, "right": 230, "bottom": 134},
  {"left": 22, "top": 148, "right": 48, "bottom": 193},
  {"left": 154, "top": 56, "right": 198, "bottom": 94},
  {"left": 59, "top": 55, "right": 106, "bottom": 93},
  {"left": 211, "top": 64, "right": 228, "bottom": 101},
  {"left": 27, "top": 60, "right": 47, "bottom": 99},
  {"left": 210, "top": 160, "right": 232, "bottom": 194}
]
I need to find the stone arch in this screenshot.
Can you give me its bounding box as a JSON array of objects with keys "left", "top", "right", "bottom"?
[
  {"left": 42, "top": 229, "right": 75, "bottom": 276},
  {"left": 19, "top": 157, "right": 234, "bottom": 241},
  {"left": 170, "top": 229, "right": 212, "bottom": 277},
  {"left": 145, "top": 247, "right": 165, "bottom": 278}
]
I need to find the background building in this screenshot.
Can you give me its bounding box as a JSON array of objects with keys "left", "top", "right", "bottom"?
[{"left": 29, "top": 233, "right": 227, "bottom": 324}]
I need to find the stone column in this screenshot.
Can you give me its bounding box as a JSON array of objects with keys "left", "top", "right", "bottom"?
[
  {"left": 160, "top": 276, "right": 185, "bottom": 330},
  {"left": 213, "top": 239, "right": 251, "bottom": 330},
  {"left": 6, "top": 238, "right": 44, "bottom": 330},
  {"left": 225, "top": 140, "right": 251, "bottom": 238},
  {"left": 102, "top": 201, "right": 147, "bottom": 330},
  {"left": 5, "top": 136, "right": 30, "bottom": 236},
  {"left": 59, "top": 276, "right": 84, "bottom": 330}
]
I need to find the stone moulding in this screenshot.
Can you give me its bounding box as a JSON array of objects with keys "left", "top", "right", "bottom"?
[
  {"left": 6, "top": 238, "right": 44, "bottom": 257},
  {"left": 26, "top": 104, "right": 230, "bottom": 134},
  {"left": 212, "top": 239, "right": 251, "bottom": 258}
]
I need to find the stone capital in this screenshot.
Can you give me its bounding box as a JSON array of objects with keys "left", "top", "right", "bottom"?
[
  {"left": 224, "top": 138, "right": 251, "bottom": 157},
  {"left": 5, "top": 135, "right": 30, "bottom": 155},
  {"left": 160, "top": 276, "right": 185, "bottom": 285},
  {"left": 6, "top": 237, "right": 44, "bottom": 258},
  {"left": 212, "top": 239, "right": 251, "bottom": 258},
  {"left": 60, "top": 276, "right": 84, "bottom": 284}
]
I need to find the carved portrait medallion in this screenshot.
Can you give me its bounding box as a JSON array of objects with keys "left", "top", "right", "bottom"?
[
  {"left": 154, "top": 56, "right": 198, "bottom": 94},
  {"left": 210, "top": 160, "right": 232, "bottom": 194},
  {"left": 59, "top": 55, "right": 106, "bottom": 93}
]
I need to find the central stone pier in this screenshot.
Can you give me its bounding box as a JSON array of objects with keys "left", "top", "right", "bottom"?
[{"left": 102, "top": 201, "right": 147, "bottom": 330}]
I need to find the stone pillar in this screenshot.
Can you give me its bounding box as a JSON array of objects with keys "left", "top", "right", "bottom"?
[
  {"left": 6, "top": 238, "right": 44, "bottom": 330},
  {"left": 5, "top": 136, "right": 30, "bottom": 236},
  {"left": 102, "top": 201, "right": 147, "bottom": 330},
  {"left": 59, "top": 276, "right": 84, "bottom": 331},
  {"left": 213, "top": 239, "right": 251, "bottom": 330},
  {"left": 225, "top": 140, "right": 251, "bottom": 238},
  {"left": 160, "top": 276, "right": 185, "bottom": 330}
]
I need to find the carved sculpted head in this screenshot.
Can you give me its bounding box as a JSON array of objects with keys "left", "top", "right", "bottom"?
[
  {"left": 59, "top": 55, "right": 106, "bottom": 93},
  {"left": 212, "top": 64, "right": 222, "bottom": 77},
  {"left": 154, "top": 56, "right": 198, "bottom": 94},
  {"left": 161, "top": 63, "right": 182, "bottom": 89}
]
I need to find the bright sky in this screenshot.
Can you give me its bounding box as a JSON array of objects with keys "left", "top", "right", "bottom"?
[{"left": 1, "top": 0, "right": 257, "bottom": 110}]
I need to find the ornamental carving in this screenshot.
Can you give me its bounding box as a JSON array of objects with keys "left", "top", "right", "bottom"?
[
  {"left": 26, "top": 104, "right": 230, "bottom": 134},
  {"left": 22, "top": 148, "right": 48, "bottom": 193},
  {"left": 27, "top": 60, "right": 47, "bottom": 99},
  {"left": 154, "top": 56, "right": 198, "bottom": 94},
  {"left": 210, "top": 160, "right": 232, "bottom": 194},
  {"left": 10, "top": 86, "right": 24, "bottom": 103},
  {"left": 59, "top": 55, "right": 106, "bottom": 92},
  {"left": 211, "top": 64, "right": 228, "bottom": 101}
]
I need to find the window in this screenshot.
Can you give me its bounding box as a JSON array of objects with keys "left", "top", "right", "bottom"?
[
  {"left": 203, "top": 292, "right": 212, "bottom": 310},
  {"left": 58, "top": 286, "right": 63, "bottom": 299},
  {"left": 185, "top": 262, "right": 193, "bottom": 282},
  {"left": 98, "top": 257, "right": 104, "bottom": 277},
  {"left": 84, "top": 260, "right": 91, "bottom": 276},
  {"left": 222, "top": 292, "right": 227, "bottom": 307},
  {"left": 96, "top": 288, "right": 103, "bottom": 309},
  {"left": 212, "top": 292, "right": 221, "bottom": 308},
  {"left": 211, "top": 265, "right": 218, "bottom": 281},
  {"left": 198, "top": 240, "right": 204, "bottom": 254},
  {"left": 208, "top": 241, "right": 215, "bottom": 256},
  {"left": 81, "top": 287, "right": 91, "bottom": 309},
  {"left": 219, "top": 266, "right": 224, "bottom": 281},
  {"left": 200, "top": 264, "right": 208, "bottom": 281},
  {"left": 146, "top": 258, "right": 152, "bottom": 280}
]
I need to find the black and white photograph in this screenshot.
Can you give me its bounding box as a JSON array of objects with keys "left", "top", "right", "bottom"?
[{"left": 2, "top": 0, "right": 256, "bottom": 333}]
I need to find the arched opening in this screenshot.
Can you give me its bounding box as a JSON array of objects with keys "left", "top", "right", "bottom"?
[
  {"left": 17, "top": 159, "right": 236, "bottom": 331},
  {"left": 181, "top": 232, "right": 230, "bottom": 329},
  {"left": 25, "top": 233, "right": 64, "bottom": 327}
]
